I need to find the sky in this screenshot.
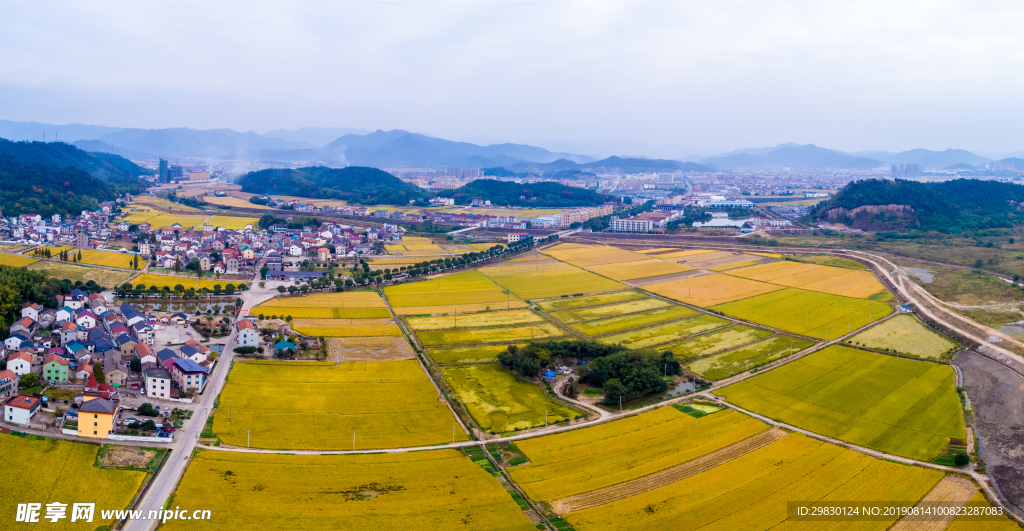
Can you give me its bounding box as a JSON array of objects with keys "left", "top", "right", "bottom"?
[{"left": 1, "top": 1, "right": 1023, "bottom": 158}]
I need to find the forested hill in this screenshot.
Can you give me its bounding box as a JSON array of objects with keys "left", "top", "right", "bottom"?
[
  {"left": 0, "top": 153, "right": 116, "bottom": 218},
  {"left": 0, "top": 139, "right": 149, "bottom": 184},
  {"left": 238, "top": 166, "right": 429, "bottom": 205},
  {"left": 438, "top": 179, "right": 609, "bottom": 207},
  {"left": 807, "top": 178, "right": 1024, "bottom": 232}
]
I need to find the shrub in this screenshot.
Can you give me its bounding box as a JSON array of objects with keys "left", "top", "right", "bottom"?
[{"left": 954, "top": 451, "right": 970, "bottom": 467}]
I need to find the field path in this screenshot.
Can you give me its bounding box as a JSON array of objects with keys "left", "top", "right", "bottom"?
[
  {"left": 548, "top": 427, "right": 787, "bottom": 514},
  {"left": 889, "top": 476, "right": 977, "bottom": 531}
]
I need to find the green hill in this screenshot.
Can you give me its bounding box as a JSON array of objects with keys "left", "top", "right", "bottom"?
[
  {"left": 238, "top": 166, "right": 428, "bottom": 205},
  {"left": 0, "top": 139, "right": 149, "bottom": 190},
  {"left": 438, "top": 179, "right": 609, "bottom": 207},
  {"left": 0, "top": 153, "right": 116, "bottom": 218}
]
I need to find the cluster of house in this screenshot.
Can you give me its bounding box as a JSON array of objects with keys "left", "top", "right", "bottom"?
[
  {"left": 2, "top": 207, "right": 117, "bottom": 245},
  {"left": 364, "top": 204, "right": 615, "bottom": 230},
  {"left": 125, "top": 222, "right": 262, "bottom": 275}
]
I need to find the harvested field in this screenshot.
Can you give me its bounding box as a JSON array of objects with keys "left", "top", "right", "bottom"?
[
  {"left": 655, "top": 249, "right": 716, "bottom": 259},
  {"left": 851, "top": 314, "right": 956, "bottom": 359},
  {"left": 664, "top": 325, "right": 774, "bottom": 360},
  {"left": 405, "top": 309, "right": 543, "bottom": 330},
  {"left": 480, "top": 261, "right": 624, "bottom": 300},
  {"left": 103, "top": 446, "right": 157, "bottom": 467},
  {"left": 508, "top": 407, "right": 768, "bottom": 502},
  {"left": 646, "top": 273, "right": 784, "bottom": 307},
  {"left": 586, "top": 259, "right": 693, "bottom": 281},
  {"left": 550, "top": 428, "right": 787, "bottom": 514},
  {"left": 718, "top": 346, "right": 965, "bottom": 460},
  {"left": 537, "top": 291, "right": 644, "bottom": 311},
  {"left": 164, "top": 450, "right": 535, "bottom": 531},
  {"left": 580, "top": 306, "right": 697, "bottom": 336},
  {"left": 0, "top": 253, "right": 38, "bottom": 267},
  {"left": 635, "top": 247, "right": 677, "bottom": 254},
  {"left": 442, "top": 364, "right": 582, "bottom": 432},
  {"left": 384, "top": 270, "right": 511, "bottom": 307},
  {"left": 327, "top": 337, "right": 414, "bottom": 362},
  {"left": 687, "top": 335, "right": 815, "bottom": 380},
  {"left": 391, "top": 301, "right": 529, "bottom": 315},
  {"left": 427, "top": 344, "right": 522, "bottom": 364},
  {"left": 889, "top": 476, "right": 977, "bottom": 531},
  {"left": 711, "top": 288, "right": 891, "bottom": 339},
  {"left": 27, "top": 261, "right": 133, "bottom": 286},
  {"left": 417, "top": 322, "right": 564, "bottom": 346},
  {"left": 550, "top": 297, "right": 669, "bottom": 322},
  {"left": 544, "top": 245, "right": 652, "bottom": 267},
  {"left": 599, "top": 315, "right": 729, "bottom": 348},
  {"left": 563, "top": 433, "right": 942, "bottom": 531}
]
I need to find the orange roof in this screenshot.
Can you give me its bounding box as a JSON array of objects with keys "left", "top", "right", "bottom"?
[
  {"left": 7, "top": 352, "right": 30, "bottom": 362},
  {"left": 0, "top": 369, "right": 16, "bottom": 381},
  {"left": 237, "top": 320, "right": 256, "bottom": 331},
  {"left": 135, "top": 342, "right": 155, "bottom": 357},
  {"left": 44, "top": 354, "right": 69, "bottom": 366}
]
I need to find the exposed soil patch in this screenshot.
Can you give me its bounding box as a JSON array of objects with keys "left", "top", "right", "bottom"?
[
  {"left": 327, "top": 336, "right": 414, "bottom": 363},
  {"left": 955, "top": 350, "right": 1024, "bottom": 515},
  {"left": 103, "top": 447, "right": 156, "bottom": 468}
]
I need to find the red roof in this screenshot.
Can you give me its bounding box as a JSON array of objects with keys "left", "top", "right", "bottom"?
[
  {"left": 5, "top": 395, "right": 41, "bottom": 410},
  {"left": 135, "top": 343, "right": 155, "bottom": 358},
  {"left": 237, "top": 320, "right": 256, "bottom": 331},
  {"left": 7, "top": 352, "right": 30, "bottom": 363},
  {"left": 0, "top": 369, "right": 16, "bottom": 382},
  {"left": 44, "top": 354, "right": 69, "bottom": 366}
]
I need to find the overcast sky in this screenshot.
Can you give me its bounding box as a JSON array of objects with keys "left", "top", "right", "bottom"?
[{"left": 1, "top": 1, "right": 1023, "bottom": 157}]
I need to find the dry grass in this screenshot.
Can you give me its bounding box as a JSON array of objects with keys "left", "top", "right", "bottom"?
[
  {"left": 103, "top": 446, "right": 157, "bottom": 467},
  {"left": 646, "top": 273, "right": 784, "bottom": 307},
  {"left": 28, "top": 261, "right": 133, "bottom": 286},
  {"left": 327, "top": 337, "right": 415, "bottom": 362}
]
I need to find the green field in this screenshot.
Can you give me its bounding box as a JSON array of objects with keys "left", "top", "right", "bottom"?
[
  {"left": 599, "top": 314, "right": 729, "bottom": 349},
  {"left": 442, "top": 364, "right": 581, "bottom": 432},
  {"left": 480, "top": 261, "right": 624, "bottom": 300},
  {"left": 550, "top": 297, "right": 670, "bottom": 322},
  {"left": 687, "top": 336, "right": 815, "bottom": 380},
  {"left": 383, "top": 270, "right": 512, "bottom": 307},
  {"left": 427, "top": 344, "right": 523, "bottom": 364},
  {"left": 580, "top": 306, "right": 697, "bottom": 336},
  {"left": 788, "top": 255, "right": 870, "bottom": 270},
  {"left": 537, "top": 290, "right": 645, "bottom": 311},
  {"left": 711, "top": 288, "right": 892, "bottom": 339},
  {"left": 664, "top": 325, "right": 774, "bottom": 360},
  {"left": 717, "top": 346, "right": 965, "bottom": 460},
  {"left": 417, "top": 322, "right": 565, "bottom": 346},
  {"left": 850, "top": 314, "right": 957, "bottom": 359}
]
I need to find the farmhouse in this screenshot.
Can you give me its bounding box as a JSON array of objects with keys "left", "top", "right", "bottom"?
[{"left": 4, "top": 395, "right": 41, "bottom": 426}]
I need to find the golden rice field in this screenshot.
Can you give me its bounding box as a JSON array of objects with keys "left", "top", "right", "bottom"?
[
  {"left": 710, "top": 288, "right": 891, "bottom": 339},
  {"left": 686, "top": 335, "right": 816, "bottom": 380},
  {"left": 508, "top": 251, "right": 555, "bottom": 262},
  {"left": 654, "top": 249, "right": 716, "bottom": 259},
  {"left": 789, "top": 254, "right": 870, "bottom": 270},
  {"left": 124, "top": 212, "right": 209, "bottom": 229},
  {"left": 470, "top": 242, "right": 506, "bottom": 251},
  {"left": 201, "top": 195, "right": 276, "bottom": 209},
  {"left": 132, "top": 195, "right": 206, "bottom": 212},
  {"left": 709, "top": 260, "right": 762, "bottom": 272},
  {"left": 215, "top": 360, "right": 468, "bottom": 450},
  {"left": 384, "top": 270, "right": 512, "bottom": 307},
  {"left": 293, "top": 325, "right": 402, "bottom": 337},
  {"left": 0, "top": 435, "right": 147, "bottom": 530},
  {"left": 164, "top": 450, "right": 535, "bottom": 531},
  {"left": 580, "top": 306, "right": 697, "bottom": 336},
  {"left": 599, "top": 314, "right": 729, "bottom": 348},
  {"left": 391, "top": 301, "right": 530, "bottom": 315},
  {"left": 129, "top": 273, "right": 240, "bottom": 290},
  {"left": 404, "top": 309, "right": 543, "bottom": 330},
  {"left": 205, "top": 215, "right": 260, "bottom": 230},
  {"left": 442, "top": 364, "right": 582, "bottom": 432},
  {"left": 947, "top": 493, "right": 1022, "bottom": 531},
  {"left": 727, "top": 260, "right": 886, "bottom": 299},
  {"left": 257, "top": 291, "right": 387, "bottom": 308},
  {"left": 646, "top": 273, "right": 785, "bottom": 307},
  {"left": 254, "top": 306, "right": 393, "bottom": 319},
  {"left": 0, "top": 253, "right": 38, "bottom": 267},
  {"left": 664, "top": 325, "right": 774, "bottom": 360},
  {"left": 428, "top": 344, "right": 524, "bottom": 364},
  {"left": 292, "top": 317, "right": 396, "bottom": 327},
  {"left": 73, "top": 249, "right": 147, "bottom": 269},
  {"left": 718, "top": 346, "right": 965, "bottom": 460},
  {"left": 538, "top": 290, "right": 645, "bottom": 311},
  {"left": 28, "top": 261, "right": 133, "bottom": 286},
  {"left": 27, "top": 245, "right": 72, "bottom": 257},
  {"left": 746, "top": 252, "right": 782, "bottom": 258},
  {"left": 544, "top": 244, "right": 654, "bottom": 267},
  {"left": 417, "top": 322, "right": 564, "bottom": 346},
  {"left": 850, "top": 314, "right": 956, "bottom": 359},
  {"left": 586, "top": 259, "right": 694, "bottom": 281},
  {"left": 635, "top": 247, "right": 678, "bottom": 254},
  {"left": 549, "top": 297, "right": 669, "bottom": 322},
  {"left": 509, "top": 408, "right": 768, "bottom": 501},
  {"left": 479, "top": 261, "right": 624, "bottom": 300},
  {"left": 563, "top": 433, "right": 942, "bottom": 531}
]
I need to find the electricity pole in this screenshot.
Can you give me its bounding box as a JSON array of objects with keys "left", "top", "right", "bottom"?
[
  {"left": 247, "top": 429, "right": 250, "bottom": 449},
  {"left": 619, "top": 396, "right": 622, "bottom": 413}
]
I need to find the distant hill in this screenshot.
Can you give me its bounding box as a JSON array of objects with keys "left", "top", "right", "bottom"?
[
  {"left": 853, "top": 148, "right": 992, "bottom": 168},
  {"left": 238, "top": 166, "right": 427, "bottom": 205},
  {"left": 0, "top": 152, "right": 116, "bottom": 218},
  {"left": 437, "top": 179, "right": 608, "bottom": 207},
  {"left": 94, "top": 128, "right": 314, "bottom": 159},
  {"left": 808, "top": 178, "right": 1024, "bottom": 232},
  {"left": 0, "top": 139, "right": 149, "bottom": 192},
  {"left": 262, "top": 127, "right": 372, "bottom": 147},
  {"left": 0, "top": 120, "right": 122, "bottom": 142},
  {"left": 702, "top": 144, "right": 882, "bottom": 169},
  {"left": 507, "top": 156, "right": 712, "bottom": 175},
  {"left": 71, "top": 139, "right": 156, "bottom": 161}
]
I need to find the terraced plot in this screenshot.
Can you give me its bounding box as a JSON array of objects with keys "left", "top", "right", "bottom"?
[
  {"left": 549, "top": 297, "right": 669, "bottom": 322},
  {"left": 586, "top": 259, "right": 693, "bottom": 281},
  {"left": 215, "top": 360, "right": 468, "bottom": 450},
  {"left": 508, "top": 407, "right": 768, "bottom": 501},
  {"left": 563, "top": 433, "right": 942, "bottom": 531},
  {"left": 428, "top": 344, "right": 524, "bottom": 364},
  {"left": 417, "top": 322, "right": 564, "bottom": 346},
  {"left": 442, "top": 364, "right": 581, "bottom": 432},
  {"left": 711, "top": 288, "right": 891, "bottom": 339},
  {"left": 538, "top": 290, "right": 645, "bottom": 311},
  {"left": 646, "top": 273, "right": 784, "bottom": 307},
  {"left": 718, "top": 346, "right": 965, "bottom": 460},
  {"left": 384, "top": 270, "right": 511, "bottom": 307},
  {"left": 599, "top": 314, "right": 729, "bottom": 349},
  {"left": 480, "top": 261, "right": 624, "bottom": 300},
  {"left": 405, "top": 309, "right": 543, "bottom": 330},
  {"left": 165, "top": 450, "right": 535, "bottom": 531},
  {"left": 850, "top": 314, "right": 956, "bottom": 359},
  {"left": 664, "top": 325, "right": 774, "bottom": 360},
  {"left": 687, "top": 335, "right": 815, "bottom": 380},
  {"left": 580, "top": 306, "right": 696, "bottom": 336}
]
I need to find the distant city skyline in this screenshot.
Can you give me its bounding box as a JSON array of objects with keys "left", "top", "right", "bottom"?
[{"left": 2, "top": 2, "right": 1024, "bottom": 157}]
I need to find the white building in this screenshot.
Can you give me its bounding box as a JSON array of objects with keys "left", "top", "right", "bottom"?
[
  {"left": 609, "top": 216, "right": 654, "bottom": 233},
  {"left": 4, "top": 395, "right": 41, "bottom": 426},
  {"left": 144, "top": 367, "right": 172, "bottom": 399},
  {"left": 236, "top": 320, "right": 259, "bottom": 347},
  {"left": 6, "top": 352, "right": 31, "bottom": 376}
]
